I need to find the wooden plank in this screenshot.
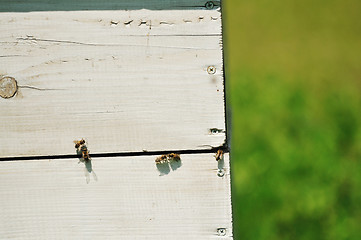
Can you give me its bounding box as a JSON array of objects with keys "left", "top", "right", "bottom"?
[
  {"left": 0, "top": 10, "right": 225, "bottom": 158},
  {"left": 0, "top": 0, "right": 221, "bottom": 12},
  {"left": 0, "top": 153, "right": 232, "bottom": 239}
]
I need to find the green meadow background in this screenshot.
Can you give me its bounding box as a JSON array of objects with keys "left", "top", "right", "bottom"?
[{"left": 223, "top": 1, "right": 361, "bottom": 239}]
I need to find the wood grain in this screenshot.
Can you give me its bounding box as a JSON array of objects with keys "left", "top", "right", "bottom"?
[
  {"left": 0, "top": 153, "right": 232, "bottom": 239},
  {"left": 0, "top": 10, "right": 225, "bottom": 158}
]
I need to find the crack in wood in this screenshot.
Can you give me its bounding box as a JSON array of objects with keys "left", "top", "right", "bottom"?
[
  {"left": 18, "top": 85, "right": 64, "bottom": 91},
  {"left": 0, "top": 55, "right": 25, "bottom": 58},
  {"left": 0, "top": 145, "right": 229, "bottom": 162},
  {"left": 16, "top": 37, "right": 101, "bottom": 46},
  {"left": 13, "top": 36, "right": 220, "bottom": 50}
]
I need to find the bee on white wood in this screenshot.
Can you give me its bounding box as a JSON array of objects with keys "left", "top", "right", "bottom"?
[
  {"left": 215, "top": 149, "right": 224, "bottom": 161},
  {"left": 74, "top": 139, "right": 97, "bottom": 183},
  {"left": 167, "top": 153, "right": 181, "bottom": 162},
  {"left": 80, "top": 145, "right": 90, "bottom": 162},
  {"left": 74, "top": 139, "right": 90, "bottom": 162},
  {"left": 155, "top": 154, "right": 168, "bottom": 164},
  {"left": 155, "top": 153, "right": 180, "bottom": 164},
  {"left": 155, "top": 153, "right": 182, "bottom": 175},
  {"left": 74, "top": 139, "right": 85, "bottom": 149},
  {"left": 155, "top": 153, "right": 181, "bottom": 164}
]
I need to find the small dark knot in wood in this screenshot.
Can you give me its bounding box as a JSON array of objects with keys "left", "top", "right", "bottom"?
[{"left": 0, "top": 76, "right": 18, "bottom": 99}]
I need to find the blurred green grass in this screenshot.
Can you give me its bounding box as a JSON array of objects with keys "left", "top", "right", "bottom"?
[{"left": 223, "top": 1, "right": 361, "bottom": 239}]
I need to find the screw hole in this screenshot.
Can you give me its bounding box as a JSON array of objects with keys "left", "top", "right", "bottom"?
[{"left": 209, "top": 128, "right": 223, "bottom": 134}]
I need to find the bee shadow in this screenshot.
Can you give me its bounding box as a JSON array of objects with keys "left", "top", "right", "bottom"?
[
  {"left": 217, "top": 155, "right": 224, "bottom": 170},
  {"left": 169, "top": 159, "right": 182, "bottom": 171},
  {"left": 76, "top": 149, "right": 97, "bottom": 184},
  {"left": 156, "top": 159, "right": 182, "bottom": 176},
  {"left": 156, "top": 162, "right": 171, "bottom": 176}
]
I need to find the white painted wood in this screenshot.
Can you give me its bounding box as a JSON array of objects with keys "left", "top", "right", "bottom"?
[
  {"left": 0, "top": 10, "right": 225, "bottom": 158},
  {"left": 0, "top": 153, "right": 232, "bottom": 239}
]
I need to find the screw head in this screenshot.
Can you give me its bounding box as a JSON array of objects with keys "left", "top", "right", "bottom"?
[
  {"left": 217, "top": 169, "right": 225, "bottom": 177},
  {"left": 205, "top": 1, "right": 215, "bottom": 9},
  {"left": 217, "top": 228, "right": 226, "bottom": 236},
  {"left": 207, "top": 66, "right": 216, "bottom": 74}
]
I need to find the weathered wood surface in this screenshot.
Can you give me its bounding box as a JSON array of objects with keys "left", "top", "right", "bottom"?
[
  {"left": 0, "top": 153, "right": 232, "bottom": 239},
  {"left": 0, "top": 0, "right": 221, "bottom": 12},
  {"left": 0, "top": 10, "right": 225, "bottom": 158}
]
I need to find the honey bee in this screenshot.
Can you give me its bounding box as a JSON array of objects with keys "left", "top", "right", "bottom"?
[
  {"left": 155, "top": 153, "right": 181, "bottom": 164},
  {"left": 167, "top": 153, "right": 181, "bottom": 162},
  {"left": 74, "top": 139, "right": 85, "bottom": 149},
  {"left": 215, "top": 149, "right": 224, "bottom": 161},
  {"left": 80, "top": 145, "right": 90, "bottom": 161},
  {"left": 74, "top": 139, "right": 91, "bottom": 161},
  {"left": 155, "top": 154, "right": 168, "bottom": 164}
]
